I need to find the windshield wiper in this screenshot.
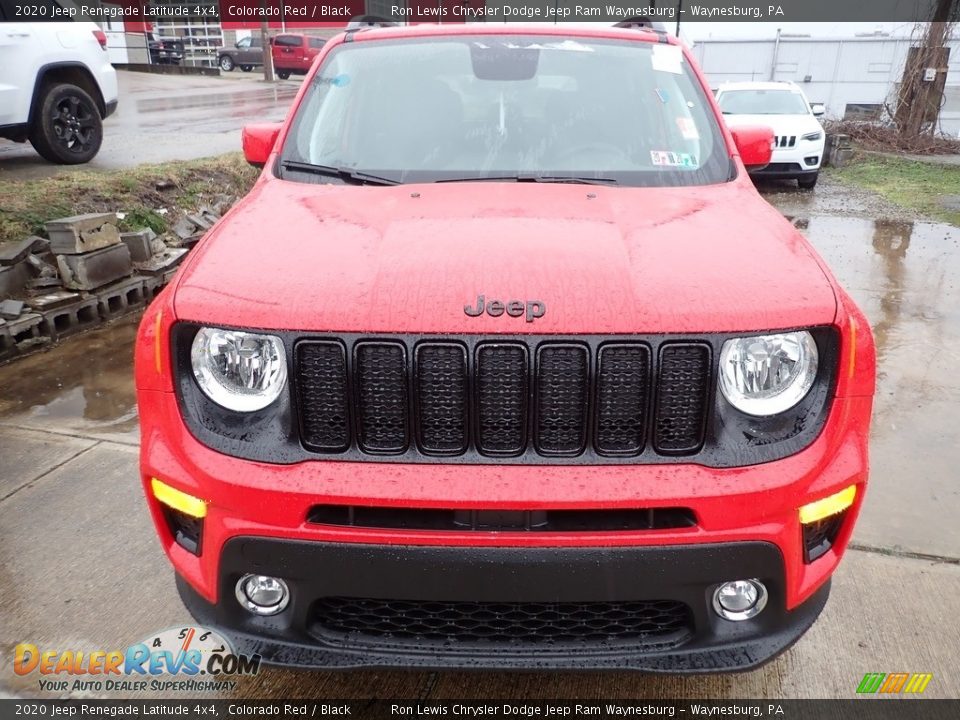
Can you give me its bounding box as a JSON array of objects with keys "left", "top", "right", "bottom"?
[
  {"left": 281, "top": 160, "right": 400, "bottom": 186},
  {"left": 435, "top": 173, "right": 618, "bottom": 186}
]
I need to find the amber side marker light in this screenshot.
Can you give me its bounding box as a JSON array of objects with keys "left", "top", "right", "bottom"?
[
  {"left": 799, "top": 485, "right": 857, "bottom": 563},
  {"left": 151, "top": 477, "right": 207, "bottom": 518},
  {"left": 799, "top": 485, "right": 856, "bottom": 525}
]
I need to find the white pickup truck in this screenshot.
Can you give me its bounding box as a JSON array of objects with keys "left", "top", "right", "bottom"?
[{"left": 0, "top": 2, "right": 118, "bottom": 164}]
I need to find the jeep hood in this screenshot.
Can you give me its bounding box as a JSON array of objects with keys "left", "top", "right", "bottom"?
[{"left": 173, "top": 178, "right": 837, "bottom": 334}]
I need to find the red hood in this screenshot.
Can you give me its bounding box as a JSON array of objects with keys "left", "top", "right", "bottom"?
[{"left": 173, "top": 177, "right": 837, "bottom": 334}]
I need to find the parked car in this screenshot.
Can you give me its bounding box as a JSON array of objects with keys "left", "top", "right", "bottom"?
[
  {"left": 0, "top": 15, "right": 118, "bottom": 164},
  {"left": 217, "top": 35, "right": 263, "bottom": 72},
  {"left": 271, "top": 33, "right": 325, "bottom": 79},
  {"left": 146, "top": 33, "right": 184, "bottom": 66},
  {"left": 715, "top": 81, "right": 826, "bottom": 189},
  {"left": 136, "top": 24, "right": 875, "bottom": 672}
]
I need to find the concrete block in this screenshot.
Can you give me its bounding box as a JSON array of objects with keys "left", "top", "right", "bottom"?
[
  {"left": 46, "top": 213, "right": 120, "bottom": 255},
  {"left": 25, "top": 291, "right": 79, "bottom": 312},
  {"left": 96, "top": 276, "right": 146, "bottom": 320},
  {"left": 26, "top": 277, "right": 63, "bottom": 291},
  {"left": 25, "top": 253, "right": 58, "bottom": 278},
  {"left": 134, "top": 248, "right": 188, "bottom": 276},
  {"left": 56, "top": 244, "right": 132, "bottom": 291},
  {"left": 0, "top": 299, "right": 26, "bottom": 319},
  {"left": 172, "top": 216, "right": 197, "bottom": 240},
  {"left": 0, "top": 321, "right": 15, "bottom": 361},
  {"left": 187, "top": 213, "right": 214, "bottom": 231},
  {"left": 0, "top": 236, "right": 49, "bottom": 266},
  {"left": 120, "top": 228, "right": 157, "bottom": 263},
  {"left": 40, "top": 297, "right": 101, "bottom": 341},
  {"left": 0, "top": 262, "right": 30, "bottom": 300},
  {"left": 4, "top": 312, "right": 47, "bottom": 351},
  {"left": 142, "top": 274, "right": 165, "bottom": 302}
]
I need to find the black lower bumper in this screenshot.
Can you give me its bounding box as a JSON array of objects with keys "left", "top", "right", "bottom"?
[
  {"left": 750, "top": 166, "right": 819, "bottom": 181},
  {"left": 176, "top": 538, "right": 830, "bottom": 672}
]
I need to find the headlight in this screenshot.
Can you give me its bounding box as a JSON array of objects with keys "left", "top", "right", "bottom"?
[
  {"left": 802, "top": 131, "right": 823, "bottom": 142},
  {"left": 718, "top": 331, "right": 818, "bottom": 416},
  {"left": 190, "top": 327, "right": 287, "bottom": 412}
]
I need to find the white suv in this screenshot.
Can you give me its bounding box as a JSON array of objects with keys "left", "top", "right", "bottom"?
[
  {"left": 0, "top": 6, "right": 118, "bottom": 164},
  {"left": 715, "top": 81, "right": 825, "bottom": 189}
]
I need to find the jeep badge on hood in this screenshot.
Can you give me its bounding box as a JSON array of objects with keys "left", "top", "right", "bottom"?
[{"left": 464, "top": 295, "right": 546, "bottom": 323}]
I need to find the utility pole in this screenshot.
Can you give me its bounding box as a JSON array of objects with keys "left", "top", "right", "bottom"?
[
  {"left": 260, "top": 1, "right": 274, "bottom": 82},
  {"left": 897, "top": 0, "right": 955, "bottom": 138}
]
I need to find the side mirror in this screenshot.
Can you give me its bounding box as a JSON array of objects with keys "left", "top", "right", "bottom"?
[
  {"left": 811, "top": 103, "right": 826, "bottom": 117},
  {"left": 730, "top": 126, "right": 773, "bottom": 171},
  {"left": 242, "top": 123, "right": 282, "bottom": 168}
]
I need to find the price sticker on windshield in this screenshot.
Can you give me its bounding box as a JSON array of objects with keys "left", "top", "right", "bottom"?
[{"left": 651, "top": 44, "right": 683, "bottom": 75}]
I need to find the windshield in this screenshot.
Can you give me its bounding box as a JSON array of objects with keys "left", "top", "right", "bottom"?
[
  {"left": 281, "top": 35, "right": 730, "bottom": 187},
  {"left": 717, "top": 89, "right": 810, "bottom": 115}
]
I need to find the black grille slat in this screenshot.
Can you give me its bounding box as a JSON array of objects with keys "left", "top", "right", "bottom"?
[
  {"left": 595, "top": 344, "right": 650, "bottom": 455},
  {"left": 475, "top": 344, "right": 528, "bottom": 455},
  {"left": 415, "top": 343, "right": 468, "bottom": 454},
  {"left": 535, "top": 345, "right": 589, "bottom": 455},
  {"left": 312, "top": 597, "right": 693, "bottom": 648},
  {"left": 654, "top": 344, "right": 711, "bottom": 454},
  {"left": 355, "top": 342, "right": 409, "bottom": 453},
  {"left": 296, "top": 342, "right": 350, "bottom": 452}
]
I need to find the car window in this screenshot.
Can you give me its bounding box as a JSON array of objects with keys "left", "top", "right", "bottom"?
[
  {"left": 236, "top": 37, "right": 252, "bottom": 49},
  {"left": 283, "top": 35, "right": 730, "bottom": 187},
  {"left": 274, "top": 35, "right": 302, "bottom": 48},
  {"left": 309, "top": 38, "right": 326, "bottom": 49},
  {"left": 717, "top": 89, "right": 809, "bottom": 115}
]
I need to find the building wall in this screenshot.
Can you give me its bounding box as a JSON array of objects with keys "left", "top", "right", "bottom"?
[{"left": 692, "top": 37, "right": 960, "bottom": 137}]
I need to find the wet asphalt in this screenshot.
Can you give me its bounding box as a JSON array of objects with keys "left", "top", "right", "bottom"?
[
  {"left": 0, "top": 76, "right": 958, "bottom": 699},
  {"left": 0, "top": 71, "right": 301, "bottom": 181}
]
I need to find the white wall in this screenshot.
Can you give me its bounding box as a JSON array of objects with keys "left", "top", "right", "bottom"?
[{"left": 692, "top": 37, "right": 960, "bottom": 137}]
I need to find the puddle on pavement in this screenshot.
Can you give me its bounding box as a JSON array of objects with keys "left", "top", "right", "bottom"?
[{"left": 0, "top": 315, "right": 140, "bottom": 440}]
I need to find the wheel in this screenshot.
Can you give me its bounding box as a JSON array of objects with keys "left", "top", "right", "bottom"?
[
  {"left": 219, "top": 55, "right": 235, "bottom": 71},
  {"left": 276, "top": 70, "right": 291, "bottom": 80},
  {"left": 797, "top": 173, "right": 819, "bottom": 190},
  {"left": 240, "top": 65, "right": 253, "bottom": 72},
  {"left": 28, "top": 83, "right": 103, "bottom": 165}
]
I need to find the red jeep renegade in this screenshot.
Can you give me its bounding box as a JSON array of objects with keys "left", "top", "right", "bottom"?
[{"left": 135, "top": 23, "right": 875, "bottom": 672}]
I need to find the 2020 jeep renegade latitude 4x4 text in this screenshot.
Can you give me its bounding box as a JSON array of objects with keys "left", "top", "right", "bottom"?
[{"left": 135, "top": 24, "right": 875, "bottom": 672}]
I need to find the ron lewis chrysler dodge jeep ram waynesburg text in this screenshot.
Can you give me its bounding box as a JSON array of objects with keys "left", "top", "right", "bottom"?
[{"left": 135, "top": 23, "right": 876, "bottom": 672}]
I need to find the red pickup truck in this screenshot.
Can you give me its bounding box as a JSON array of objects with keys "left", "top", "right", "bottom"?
[
  {"left": 136, "top": 22, "right": 875, "bottom": 673},
  {"left": 271, "top": 33, "right": 326, "bottom": 79}
]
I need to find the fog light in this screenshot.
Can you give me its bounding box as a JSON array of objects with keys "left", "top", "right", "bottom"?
[
  {"left": 235, "top": 574, "right": 290, "bottom": 616},
  {"left": 712, "top": 579, "right": 767, "bottom": 621}
]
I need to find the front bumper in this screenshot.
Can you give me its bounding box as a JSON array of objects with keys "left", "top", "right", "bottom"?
[
  {"left": 139, "top": 382, "right": 869, "bottom": 671},
  {"left": 177, "top": 538, "right": 831, "bottom": 672}
]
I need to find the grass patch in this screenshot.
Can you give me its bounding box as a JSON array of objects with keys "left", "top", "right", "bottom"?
[
  {"left": 0, "top": 154, "right": 257, "bottom": 242},
  {"left": 833, "top": 154, "right": 960, "bottom": 226}
]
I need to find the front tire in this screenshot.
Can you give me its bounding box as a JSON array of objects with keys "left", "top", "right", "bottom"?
[
  {"left": 29, "top": 83, "right": 103, "bottom": 165},
  {"left": 219, "top": 55, "right": 235, "bottom": 72},
  {"left": 797, "top": 173, "right": 819, "bottom": 190},
  {"left": 276, "top": 70, "right": 290, "bottom": 80},
  {"left": 240, "top": 65, "right": 253, "bottom": 72}
]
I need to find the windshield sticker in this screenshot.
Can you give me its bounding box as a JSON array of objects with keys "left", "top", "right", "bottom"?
[
  {"left": 676, "top": 117, "right": 699, "bottom": 140},
  {"left": 651, "top": 44, "right": 682, "bottom": 74},
  {"left": 651, "top": 151, "right": 699, "bottom": 168}
]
